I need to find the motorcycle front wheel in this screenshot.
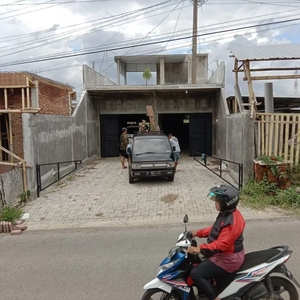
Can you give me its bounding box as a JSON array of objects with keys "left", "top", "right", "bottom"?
[{"left": 141, "top": 288, "right": 182, "bottom": 300}]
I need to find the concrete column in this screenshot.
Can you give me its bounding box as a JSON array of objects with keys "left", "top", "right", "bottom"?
[
  {"left": 160, "top": 58, "right": 165, "bottom": 85},
  {"left": 264, "top": 82, "right": 274, "bottom": 113},
  {"left": 117, "top": 59, "right": 121, "bottom": 85},
  {"left": 124, "top": 65, "right": 127, "bottom": 85}
]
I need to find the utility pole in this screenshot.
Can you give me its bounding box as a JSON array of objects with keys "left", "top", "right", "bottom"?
[{"left": 192, "top": 0, "right": 198, "bottom": 84}]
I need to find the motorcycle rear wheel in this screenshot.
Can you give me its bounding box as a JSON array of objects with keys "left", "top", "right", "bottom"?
[
  {"left": 141, "top": 288, "right": 182, "bottom": 300},
  {"left": 271, "top": 275, "right": 299, "bottom": 299}
]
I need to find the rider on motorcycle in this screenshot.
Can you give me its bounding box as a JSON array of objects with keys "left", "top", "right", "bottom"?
[{"left": 185, "top": 185, "right": 245, "bottom": 300}]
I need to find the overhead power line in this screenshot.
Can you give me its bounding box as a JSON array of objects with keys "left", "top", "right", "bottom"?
[
  {"left": 1, "top": 16, "right": 299, "bottom": 68},
  {"left": 34, "top": 21, "right": 299, "bottom": 75},
  {"left": 33, "top": 7, "right": 300, "bottom": 73},
  {"left": 0, "top": 0, "right": 186, "bottom": 57},
  {"left": 0, "top": 0, "right": 113, "bottom": 5}
]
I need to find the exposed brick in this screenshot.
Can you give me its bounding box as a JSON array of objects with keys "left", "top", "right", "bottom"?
[
  {"left": 0, "top": 74, "right": 72, "bottom": 174},
  {"left": 8, "top": 222, "right": 13, "bottom": 232}
]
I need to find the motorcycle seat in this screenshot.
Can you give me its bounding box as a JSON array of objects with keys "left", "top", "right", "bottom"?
[{"left": 239, "top": 248, "right": 281, "bottom": 271}]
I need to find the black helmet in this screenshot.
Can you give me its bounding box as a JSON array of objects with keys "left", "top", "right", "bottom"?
[{"left": 207, "top": 185, "right": 239, "bottom": 211}]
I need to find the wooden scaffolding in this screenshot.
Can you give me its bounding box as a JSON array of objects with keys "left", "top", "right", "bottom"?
[{"left": 0, "top": 72, "right": 41, "bottom": 197}]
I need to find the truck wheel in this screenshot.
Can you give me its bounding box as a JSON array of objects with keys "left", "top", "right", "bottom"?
[
  {"left": 129, "top": 172, "right": 134, "bottom": 184},
  {"left": 168, "top": 175, "right": 175, "bottom": 182}
]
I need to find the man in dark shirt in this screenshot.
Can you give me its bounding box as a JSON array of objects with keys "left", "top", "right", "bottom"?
[{"left": 120, "top": 127, "right": 129, "bottom": 169}]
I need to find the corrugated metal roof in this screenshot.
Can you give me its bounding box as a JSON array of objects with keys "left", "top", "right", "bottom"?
[{"left": 229, "top": 44, "right": 300, "bottom": 61}]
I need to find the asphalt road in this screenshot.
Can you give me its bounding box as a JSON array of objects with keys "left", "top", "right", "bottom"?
[{"left": 1, "top": 218, "right": 300, "bottom": 300}]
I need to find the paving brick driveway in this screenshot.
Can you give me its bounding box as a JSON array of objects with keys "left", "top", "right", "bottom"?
[{"left": 24, "top": 156, "right": 284, "bottom": 230}]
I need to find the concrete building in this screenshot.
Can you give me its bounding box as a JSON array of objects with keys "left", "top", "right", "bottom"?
[{"left": 83, "top": 54, "right": 226, "bottom": 158}]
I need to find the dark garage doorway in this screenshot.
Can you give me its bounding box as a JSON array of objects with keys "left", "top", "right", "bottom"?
[
  {"left": 159, "top": 113, "right": 212, "bottom": 156},
  {"left": 100, "top": 114, "right": 146, "bottom": 157}
]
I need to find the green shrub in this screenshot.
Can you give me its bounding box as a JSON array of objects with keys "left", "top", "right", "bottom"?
[
  {"left": 272, "top": 188, "right": 300, "bottom": 208},
  {"left": 0, "top": 206, "right": 23, "bottom": 224}
]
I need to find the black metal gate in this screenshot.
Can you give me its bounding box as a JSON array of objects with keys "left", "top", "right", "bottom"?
[
  {"left": 193, "top": 152, "right": 243, "bottom": 190},
  {"left": 36, "top": 160, "right": 82, "bottom": 197}
]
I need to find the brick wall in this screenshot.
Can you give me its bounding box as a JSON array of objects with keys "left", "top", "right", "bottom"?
[
  {"left": 0, "top": 80, "right": 71, "bottom": 174},
  {"left": 38, "top": 81, "right": 70, "bottom": 116},
  {"left": 0, "top": 89, "right": 23, "bottom": 173}
]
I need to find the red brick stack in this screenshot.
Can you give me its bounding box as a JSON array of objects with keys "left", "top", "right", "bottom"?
[
  {"left": 254, "top": 159, "right": 290, "bottom": 190},
  {"left": 0, "top": 220, "right": 27, "bottom": 235}
]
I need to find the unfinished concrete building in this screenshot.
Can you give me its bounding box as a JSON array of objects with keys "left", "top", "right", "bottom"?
[
  {"left": 0, "top": 72, "right": 76, "bottom": 204},
  {"left": 83, "top": 53, "right": 226, "bottom": 158}
]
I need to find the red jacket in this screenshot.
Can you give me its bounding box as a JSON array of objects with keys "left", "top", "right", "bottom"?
[{"left": 196, "top": 209, "right": 245, "bottom": 257}]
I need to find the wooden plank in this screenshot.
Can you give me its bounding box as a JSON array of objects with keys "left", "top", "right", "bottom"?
[
  {"left": 290, "top": 114, "right": 297, "bottom": 163},
  {"left": 243, "top": 61, "right": 257, "bottom": 118},
  {"left": 4, "top": 88, "right": 8, "bottom": 110},
  {"left": 0, "top": 85, "right": 29, "bottom": 88},
  {"left": 268, "top": 114, "right": 274, "bottom": 156},
  {"left": 0, "top": 161, "right": 20, "bottom": 167},
  {"left": 274, "top": 114, "right": 279, "bottom": 157},
  {"left": 21, "top": 88, "right": 25, "bottom": 109},
  {"left": 261, "top": 115, "right": 265, "bottom": 155},
  {"left": 234, "top": 67, "right": 300, "bottom": 72},
  {"left": 295, "top": 116, "right": 300, "bottom": 164},
  {"left": 243, "top": 75, "right": 300, "bottom": 81},
  {"left": 284, "top": 115, "right": 290, "bottom": 161},
  {"left": 0, "top": 109, "right": 40, "bottom": 113},
  {"left": 0, "top": 145, "right": 24, "bottom": 162},
  {"left": 279, "top": 115, "right": 284, "bottom": 157},
  {"left": 146, "top": 105, "right": 158, "bottom": 131}
]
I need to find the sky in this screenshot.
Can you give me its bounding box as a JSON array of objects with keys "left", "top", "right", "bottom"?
[{"left": 1, "top": 0, "right": 300, "bottom": 99}]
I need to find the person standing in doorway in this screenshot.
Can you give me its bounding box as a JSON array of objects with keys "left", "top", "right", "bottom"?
[
  {"left": 168, "top": 133, "right": 181, "bottom": 172},
  {"left": 120, "top": 127, "right": 129, "bottom": 169}
]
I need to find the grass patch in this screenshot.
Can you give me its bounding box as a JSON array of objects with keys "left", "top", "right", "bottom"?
[
  {"left": 0, "top": 206, "right": 23, "bottom": 224},
  {"left": 241, "top": 175, "right": 300, "bottom": 212}
]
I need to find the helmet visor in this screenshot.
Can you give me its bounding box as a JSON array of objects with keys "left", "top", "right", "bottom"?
[{"left": 207, "top": 191, "right": 217, "bottom": 201}]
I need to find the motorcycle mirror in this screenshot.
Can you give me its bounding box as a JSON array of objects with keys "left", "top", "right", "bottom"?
[{"left": 183, "top": 214, "right": 189, "bottom": 223}]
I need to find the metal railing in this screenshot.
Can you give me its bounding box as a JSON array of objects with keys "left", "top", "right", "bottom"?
[
  {"left": 36, "top": 160, "right": 82, "bottom": 197},
  {"left": 193, "top": 152, "right": 243, "bottom": 190}
]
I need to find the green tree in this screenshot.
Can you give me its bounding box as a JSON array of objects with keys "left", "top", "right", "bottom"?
[{"left": 142, "top": 68, "right": 152, "bottom": 85}]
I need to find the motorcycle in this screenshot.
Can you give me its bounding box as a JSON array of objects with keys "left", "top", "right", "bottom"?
[{"left": 141, "top": 215, "right": 300, "bottom": 300}]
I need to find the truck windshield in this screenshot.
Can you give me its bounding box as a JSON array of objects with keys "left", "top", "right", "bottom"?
[{"left": 133, "top": 138, "right": 171, "bottom": 155}]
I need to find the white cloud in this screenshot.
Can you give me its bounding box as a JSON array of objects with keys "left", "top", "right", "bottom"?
[{"left": 0, "top": 0, "right": 300, "bottom": 97}]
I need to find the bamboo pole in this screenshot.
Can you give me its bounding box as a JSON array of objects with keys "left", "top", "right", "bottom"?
[
  {"left": 4, "top": 88, "right": 8, "bottom": 110},
  {"left": 290, "top": 114, "right": 297, "bottom": 163},
  {"left": 284, "top": 115, "right": 290, "bottom": 161},
  {"left": 279, "top": 115, "right": 284, "bottom": 157},
  {"left": 295, "top": 118, "right": 300, "bottom": 164},
  {"left": 274, "top": 115, "right": 279, "bottom": 157},
  {"left": 22, "top": 161, "right": 28, "bottom": 197},
  {"left": 21, "top": 88, "right": 25, "bottom": 109},
  {"left": 8, "top": 114, "right": 13, "bottom": 163},
  {"left": 26, "top": 87, "right": 30, "bottom": 108},
  {"left": 268, "top": 114, "right": 274, "bottom": 156}
]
